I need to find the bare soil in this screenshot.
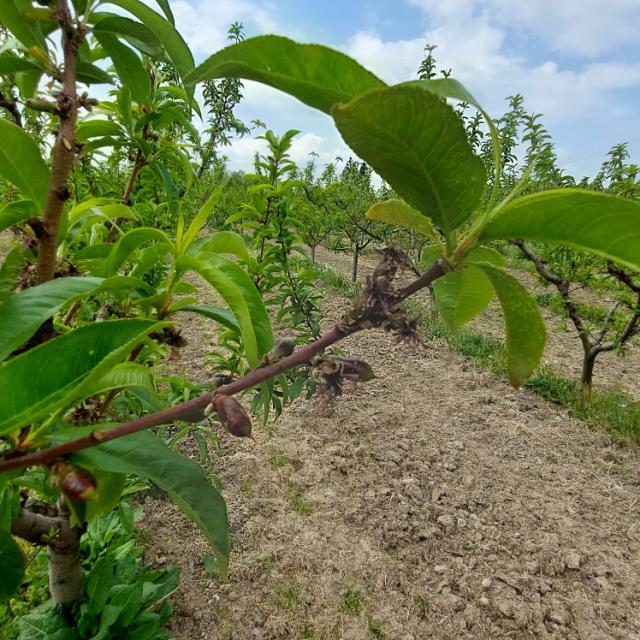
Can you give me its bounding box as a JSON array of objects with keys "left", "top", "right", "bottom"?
[{"left": 141, "top": 248, "right": 640, "bottom": 640}]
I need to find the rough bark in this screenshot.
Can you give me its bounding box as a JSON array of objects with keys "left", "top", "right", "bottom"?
[{"left": 35, "top": 0, "right": 82, "bottom": 284}]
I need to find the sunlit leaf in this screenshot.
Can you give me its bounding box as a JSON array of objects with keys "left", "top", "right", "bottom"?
[
  {"left": 187, "top": 35, "right": 384, "bottom": 114},
  {"left": 481, "top": 190, "right": 640, "bottom": 272}
]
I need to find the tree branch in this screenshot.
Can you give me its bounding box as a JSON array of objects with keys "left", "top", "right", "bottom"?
[
  {"left": 0, "top": 260, "right": 448, "bottom": 474},
  {"left": 513, "top": 240, "right": 592, "bottom": 351}
]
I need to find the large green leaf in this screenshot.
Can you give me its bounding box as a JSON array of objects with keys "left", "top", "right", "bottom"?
[
  {"left": 481, "top": 190, "right": 640, "bottom": 272},
  {"left": 177, "top": 255, "right": 272, "bottom": 366},
  {"left": 0, "top": 120, "right": 49, "bottom": 208},
  {"left": 70, "top": 432, "right": 230, "bottom": 578},
  {"left": 476, "top": 264, "right": 546, "bottom": 387},
  {"left": 0, "top": 200, "right": 39, "bottom": 233},
  {"left": 104, "top": 228, "right": 171, "bottom": 276},
  {"left": 187, "top": 232, "right": 250, "bottom": 262},
  {"left": 186, "top": 35, "right": 384, "bottom": 115},
  {"left": 0, "top": 0, "right": 46, "bottom": 50},
  {"left": 0, "top": 276, "right": 103, "bottom": 361},
  {"left": 401, "top": 78, "right": 501, "bottom": 198},
  {"left": 0, "top": 529, "right": 25, "bottom": 600},
  {"left": 365, "top": 199, "right": 439, "bottom": 239},
  {"left": 0, "top": 319, "right": 160, "bottom": 435},
  {"left": 333, "top": 85, "right": 486, "bottom": 232},
  {"left": 94, "top": 32, "right": 150, "bottom": 106},
  {"left": 92, "top": 14, "right": 164, "bottom": 58},
  {"left": 108, "top": 0, "right": 194, "bottom": 84},
  {"left": 433, "top": 264, "right": 495, "bottom": 332}
]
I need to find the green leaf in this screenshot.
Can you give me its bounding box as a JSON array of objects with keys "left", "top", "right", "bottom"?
[
  {"left": 104, "top": 228, "right": 171, "bottom": 276},
  {"left": 94, "top": 32, "right": 150, "bottom": 106},
  {"left": 0, "top": 246, "right": 27, "bottom": 303},
  {"left": 18, "top": 601, "right": 77, "bottom": 639},
  {"left": 186, "top": 35, "right": 384, "bottom": 114},
  {"left": 15, "top": 69, "right": 44, "bottom": 99},
  {"left": 71, "top": 432, "right": 230, "bottom": 579},
  {"left": 0, "top": 0, "right": 46, "bottom": 50},
  {"left": 86, "top": 557, "right": 116, "bottom": 612},
  {"left": 92, "top": 14, "right": 164, "bottom": 58},
  {"left": 421, "top": 244, "right": 444, "bottom": 266},
  {"left": 179, "top": 183, "right": 225, "bottom": 254},
  {"left": 401, "top": 78, "right": 501, "bottom": 201},
  {"left": 187, "top": 231, "right": 250, "bottom": 262},
  {"left": 476, "top": 264, "right": 546, "bottom": 387},
  {"left": 481, "top": 190, "right": 640, "bottom": 272},
  {"left": 177, "top": 254, "right": 272, "bottom": 366},
  {"left": 0, "top": 276, "right": 104, "bottom": 361},
  {"left": 83, "top": 470, "right": 127, "bottom": 523},
  {"left": 433, "top": 264, "right": 495, "bottom": 332},
  {"left": 365, "top": 199, "right": 439, "bottom": 239},
  {"left": 129, "top": 243, "right": 170, "bottom": 279},
  {"left": 82, "top": 362, "right": 161, "bottom": 412},
  {"left": 76, "top": 61, "right": 114, "bottom": 85},
  {"left": 0, "top": 200, "right": 39, "bottom": 233},
  {"left": 0, "top": 54, "right": 41, "bottom": 74},
  {"left": 0, "top": 529, "right": 25, "bottom": 600},
  {"left": 463, "top": 246, "right": 506, "bottom": 268},
  {"left": 151, "top": 0, "right": 174, "bottom": 25},
  {"left": 0, "top": 319, "right": 160, "bottom": 435},
  {"left": 155, "top": 164, "right": 178, "bottom": 215},
  {"left": 110, "top": 582, "right": 143, "bottom": 627},
  {"left": 76, "top": 119, "right": 123, "bottom": 141},
  {"left": 107, "top": 0, "right": 194, "bottom": 85},
  {"left": 332, "top": 85, "right": 486, "bottom": 232},
  {"left": 0, "top": 119, "right": 50, "bottom": 208},
  {"left": 174, "top": 305, "right": 240, "bottom": 332}
]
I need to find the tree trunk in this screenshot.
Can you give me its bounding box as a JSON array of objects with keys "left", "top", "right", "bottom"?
[
  {"left": 36, "top": 2, "right": 80, "bottom": 284},
  {"left": 352, "top": 248, "right": 359, "bottom": 284},
  {"left": 579, "top": 350, "right": 596, "bottom": 408},
  {"left": 48, "top": 499, "right": 83, "bottom": 608},
  {"left": 311, "top": 244, "right": 316, "bottom": 263}
]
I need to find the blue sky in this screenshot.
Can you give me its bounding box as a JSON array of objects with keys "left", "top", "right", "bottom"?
[{"left": 169, "top": 0, "right": 640, "bottom": 179}]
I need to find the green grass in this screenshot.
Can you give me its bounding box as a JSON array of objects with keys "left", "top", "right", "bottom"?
[
  {"left": 535, "top": 292, "right": 609, "bottom": 324},
  {"left": 269, "top": 447, "right": 290, "bottom": 468},
  {"left": 367, "top": 618, "right": 385, "bottom": 638},
  {"left": 310, "top": 262, "right": 358, "bottom": 298},
  {"left": 340, "top": 585, "right": 365, "bottom": 615},
  {"left": 274, "top": 582, "right": 304, "bottom": 611},
  {"left": 287, "top": 480, "right": 313, "bottom": 515}
]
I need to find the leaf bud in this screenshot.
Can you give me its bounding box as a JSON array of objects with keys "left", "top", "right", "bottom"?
[
  {"left": 51, "top": 462, "right": 98, "bottom": 501},
  {"left": 212, "top": 395, "right": 252, "bottom": 438}
]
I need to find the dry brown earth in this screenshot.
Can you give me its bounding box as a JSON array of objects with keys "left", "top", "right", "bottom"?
[{"left": 141, "top": 248, "right": 640, "bottom": 639}]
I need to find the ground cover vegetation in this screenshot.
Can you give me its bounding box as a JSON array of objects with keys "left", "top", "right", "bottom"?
[{"left": 0, "top": 2, "right": 639, "bottom": 636}]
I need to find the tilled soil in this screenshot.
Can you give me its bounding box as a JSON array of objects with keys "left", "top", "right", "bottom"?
[
  {"left": 315, "top": 246, "right": 640, "bottom": 400},
  {"left": 142, "top": 251, "right": 640, "bottom": 639}
]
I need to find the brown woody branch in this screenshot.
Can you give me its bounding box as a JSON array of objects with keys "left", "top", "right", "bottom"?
[
  {"left": 35, "top": 0, "right": 84, "bottom": 285},
  {"left": 0, "top": 260, "right": 448, "bottom": 474}
]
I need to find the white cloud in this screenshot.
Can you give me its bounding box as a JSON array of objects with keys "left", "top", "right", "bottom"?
[
  {"left": 408, "top": 0, "right": 640, "bottom": 57},
  {"left": 344, "top": 5, "right": 640, "bottom": 124},
  {"left": 169, "top": 0, "right": 278, "bottom": 57}
]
